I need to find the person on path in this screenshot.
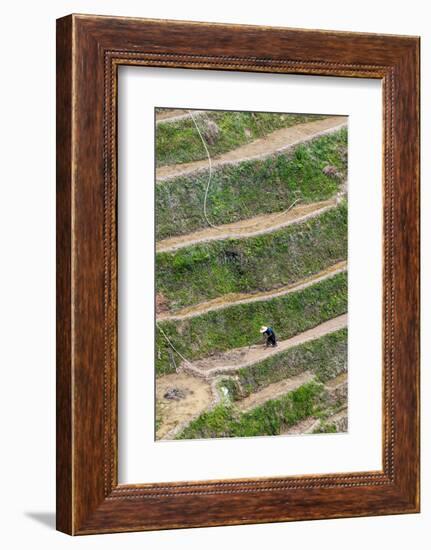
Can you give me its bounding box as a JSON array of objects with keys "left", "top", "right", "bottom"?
[{"left": 260, "top": 325, "right": 277, "bottom": 348}]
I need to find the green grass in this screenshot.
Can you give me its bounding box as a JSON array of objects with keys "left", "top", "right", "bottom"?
[
  {"left": 156, "top": 128, "right": 347, "bottom": 240},
  {"left": 217, "top": 378, "right": 242, "bottom": 402},
  {"left": 155, "top": 274, "right": 347, "bottom": 376},
  {"left": 313, "top": 422, "right": 338, "bottom": 434},
  {"left": 156, "top": 201, "right": 347, "bottom": 313},
  {"left": 312, "top": 405, "right": 348, "bottom": 433},
  {"left": 176, "top": 380, "right": 326, "bottom": 439},
  {"left": 156, "top": 110, "right": 326, "bottom": 167}
]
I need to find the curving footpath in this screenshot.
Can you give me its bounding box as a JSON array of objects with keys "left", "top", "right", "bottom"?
[
  {"left": 157, "top": 198, "right": 338, "bottom": 253},
  {"left": 156, "top": 116, "right": 347, "bottom": 181},
  {"left": 182, "top": 314, "right": 348, "bottom": 379},
  {"left": 159, "top": 260, "right": 347, "bottom": 321}
]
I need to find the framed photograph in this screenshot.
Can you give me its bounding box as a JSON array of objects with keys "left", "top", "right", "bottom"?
[{"left": 56, "top": 14, "right": 420, "bottom": 534}]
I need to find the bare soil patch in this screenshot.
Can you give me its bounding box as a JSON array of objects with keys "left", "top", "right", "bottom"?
[{"left": 156, "top": 372, "right": 212, "bottom": 439}]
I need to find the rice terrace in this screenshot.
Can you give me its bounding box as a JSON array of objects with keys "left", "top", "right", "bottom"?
[{"left": 154, "top": 107, "right": 348, "bottom": 441}]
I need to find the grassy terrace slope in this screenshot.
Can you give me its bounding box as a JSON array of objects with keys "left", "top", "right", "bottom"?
[
  {"left": 156, "top": 201, "right": 347, "bottom": 312},
  {"left": 156, "top": 273, "right": 347, "bottom": 376},
  {"left": 156, "top": 110, "right": 325, "bottom": 167},
  {"left": 156, "top": 128, "right": 347, "bottom": 240},
  {"left": 176, "top": 380, "right": 337, "bottom": 439},
  {"left": 222, "top": 328, "right": 347, "bottom": 399}
]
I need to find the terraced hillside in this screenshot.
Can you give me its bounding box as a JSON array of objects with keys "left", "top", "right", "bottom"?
[{"left": 155, "top": 108, "right": 348, "bottom": 441}]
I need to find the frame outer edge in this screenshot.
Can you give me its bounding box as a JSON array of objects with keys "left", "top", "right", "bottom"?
[
  {"left": 57, "top": 14, "right": 421, "bottom": 535},
  {"left": 56, "top": 14, "right": 74, "bottom": 535},
  {"left": 392, "top": 38, "right": 420, "bottom": 510}
]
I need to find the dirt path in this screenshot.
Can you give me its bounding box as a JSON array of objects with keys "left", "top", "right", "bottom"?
[
  {"left": 155, "top": 109, "right": 195, "bottom": 123},
  {"left": 322, "top": 407, "right": 348, "bottom": 431},
  {"left": 325, "top": 372, "right": 347, "bottom": 391},
  {"left": 300, "top": 406, "right": 348, "bottom": 435},
  {"left": 155, "top": 372, "right": 213, "bottom": 440},
  {"left": 157, "top": 334, "right": 347, "bottom": 440},
  {"left": 324, "top": 372, "right": 348, "bottom": 405},
  {"left": 281, "top": 374, "right": 348, "bottom": 435},
  {"left": 282, "top": 416, "right": 319, "bottom": 435},
  {"left": 237, "top": 371, "right": 314, "bottom": 412},
  {"left": 159, "top": 260, "right": 347, "bottom": 321},
  {"left": 182, "top": 314, "right": 348, "bottom": 378},
  {"left": 156, "top": 116, "right": 347, "bottom": 181},
  {"left": 156, "top": 198, "right": 337, "bottom": 253}
]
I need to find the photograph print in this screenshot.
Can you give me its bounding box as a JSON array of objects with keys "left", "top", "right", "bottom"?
[{"left": 154, "top": 108, "right": 348, "bottom": 441}]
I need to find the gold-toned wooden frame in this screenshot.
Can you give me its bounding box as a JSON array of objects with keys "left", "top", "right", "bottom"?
[{"left": 57, "top": 14, "right": 420, "bottom": 534}]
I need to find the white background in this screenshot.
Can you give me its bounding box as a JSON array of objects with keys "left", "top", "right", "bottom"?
[
  {"left": 0, "top": 0, "right": 428, "bottom": 548},
  {"left": 119, "top": 67, "right": 382, "bottom": 483}
]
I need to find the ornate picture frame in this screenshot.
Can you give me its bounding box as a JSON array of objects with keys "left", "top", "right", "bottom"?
[{"left": 56, "top": 14, "right": 420, "bottom": 534}]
